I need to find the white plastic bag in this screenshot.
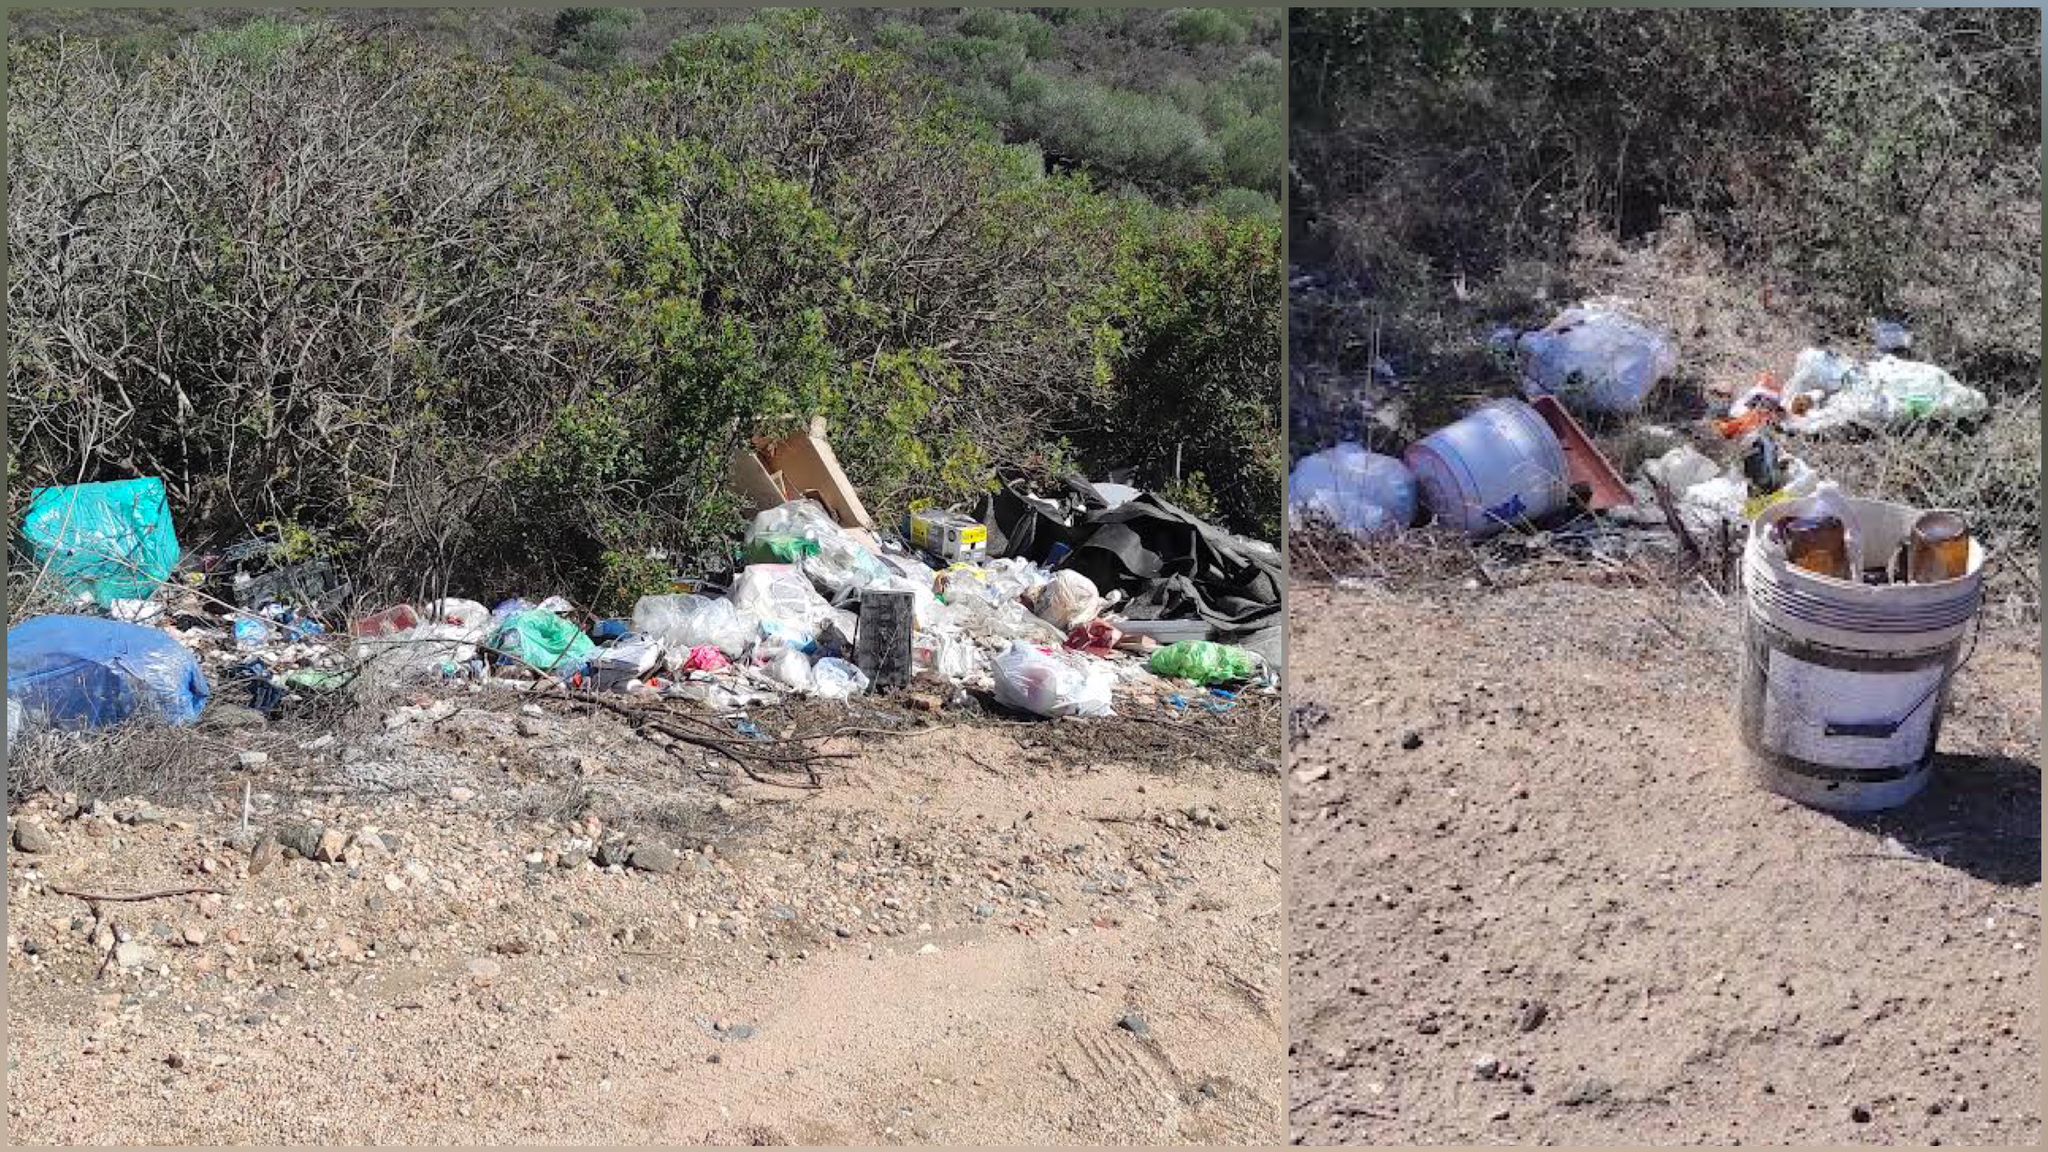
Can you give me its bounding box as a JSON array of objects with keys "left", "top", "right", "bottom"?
[
  {"left": 1288, "top": 444, "right": 1416, "bottom": 539},
  {"left": 1508, "top": 303, "right": 1677, "bottom": 414},
  {"left": 1782, "top": 352, "right": 1988, "bottom": 434},
  {"left": 633, "top": 594, "right": 757, "bottom": 657},
  {"left": 1033, "top": 570, "right": 1102, "bottom": 633},
  {"left": 426, "top": 598, "right": 491, "bottom": 636},
  {"left": 768, "top": 647, "right": 814, "bottom": 693},
  {"left": 810, "top": 657, "right": 870, "bottom": 701},
  {"left": 991, "top": 643, "right": 1114, "bottom": 718},
  {"left": 729, "top": 564, "right": 835, "bottom": 634}
]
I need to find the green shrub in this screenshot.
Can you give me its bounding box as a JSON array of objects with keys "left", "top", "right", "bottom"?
[
  {"left": 1170, "top": 9, "right": 1250, "bottom": 49},
  {"left": 194, "top": 17, "right": 310, "bottom": 66},
  {"left": 958, "top": 10, "right": 1053, "bottom": 60}
]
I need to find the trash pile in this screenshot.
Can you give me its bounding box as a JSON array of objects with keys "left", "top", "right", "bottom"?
[
  {"left": 8, "top": 424, "right": 1281, "bottom": 741},
  {"left": 1293, "top": 307, "right": 1987, "bottom": 561}
]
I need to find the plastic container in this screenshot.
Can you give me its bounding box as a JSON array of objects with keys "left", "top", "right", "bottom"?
[
  {"left": 1404, "top": 399, "right": 1569, "bottom": 538},
  {"left": 352, "top": 604, "right": 422, "bottom": 638},
  {"left": 1739, "top": 496, "right": 1985, "bottom": 811}
]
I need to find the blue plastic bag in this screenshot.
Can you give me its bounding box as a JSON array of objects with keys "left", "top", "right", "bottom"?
[
  {"left": 20, "top": 479, "right": 182, "bottom": 607},
  {"left": 6, "top": 615, "right": 210, "bottom": 730}
]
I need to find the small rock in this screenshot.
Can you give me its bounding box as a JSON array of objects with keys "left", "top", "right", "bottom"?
[
  {"left": 1517, "top": 1002, "right": 1548, "bottom": 1033},
  {"left": 247, "top": 836, "right": 283, "bottom": 876},
  {"left": 1557, "top": 1078, "right": 1612, "bottom": 1108},
  {"left": 1117, "top": 1013, "right": 1150, "bottom": 1038},
  {"left": 516, "top": 717, "right": 547, "bottom": 739},
  {"left": 1400, "top": 731, "right": 1423, "bottom": 751},
  {"left": 237, "top": 751, "right": 270, "bottom": 768},
  {"left": 277, "top": 824, "right": 350, "bottom": 864},
  {"left": 114, "top": 942, "right": 154, "bottom": 969},
  {"left": 1472, "top": 1053, "right": 1501, "bottom": 1080},
  {"left": 594, "top": 840, "right": 633, "bottom": 869},
  {"left": 181, "top": 925, "right": 207, "bottom": 947},
  {"left": 628, "top": 844, "right": 678, "bottom": 874},
  {"left": 1850, "top": 1104, "right": 1872, "bottom": 1124},
  {"left": 557, "top": 845, "right": 591, "bottom": 869},
  {"left": 448, "top": 786, "right": 476, "bottom": 804},
  {"left": 382, "top": 874, "right": 406, "bottom": 893},
  {"left": 1294, "top": 763, "right": 1331, "bottom": 785},
  {"left": 466, "top": 957, "right": 502, "bottom": 982},
  {"left": 12, "top": 823, "right": 53, "bottom": 854},
  {"left": 918, "top": 943, "right": 940, "bottom": 955}
]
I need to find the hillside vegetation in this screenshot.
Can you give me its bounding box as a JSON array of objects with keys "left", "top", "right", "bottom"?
[
  {"left": 1290, "top": 8, "right": 2040, "bottom": 555},
  {"left": 8, "top": 10, "right": 1281, "bottom": 610}
]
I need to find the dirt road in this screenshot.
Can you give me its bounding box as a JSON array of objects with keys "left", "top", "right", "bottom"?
[
  {"left": 7, "top": 695, "right": 1283, "bottom": 1145},
  {"left": 1288, "top": 579, "right": 2039, "bottom": 1145}
]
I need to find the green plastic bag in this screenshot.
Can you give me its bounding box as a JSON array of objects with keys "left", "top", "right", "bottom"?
[
  {"left": 490, "top": 609, "right": 597, "bottom": 673},
  {"left": 1148, "top": 640, "right": 1259, "bottom": 686},
  {"left": 20, "top": 479, "right": 182, "bottom": 607},
  {"left": 744, "top": 535, "right": 821, "bottom": 564}
]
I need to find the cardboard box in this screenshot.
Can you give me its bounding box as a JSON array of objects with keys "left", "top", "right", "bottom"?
[{"left": 729, "top": 417, "right": 875, "bottom": 530}]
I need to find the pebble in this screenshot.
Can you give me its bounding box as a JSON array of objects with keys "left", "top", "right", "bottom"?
[
  {"left": 1472, "top": 1053, "right": 1501, "bottom": 1080},
  {"left": 1400, "top": 731, "right": 1424, "bottom": 751},
  {"left": 12, "top": 822, "right": 52, "bottom": 854},
  {"left": 237, "top": 751, "right": 270, "bottom": 768},
  {"left": 466, "top": 958, "right": 503, "bottom": 982},
  {"left": 918, "top": 943, "right": 940, "bottom": 955},
  {"left": 1517, "top": 1002, "right": 1548, "bottom": 1033},
  {"left": 114, "top": 942, "right": 155, "bottom": 969},
  {"left": 629, "top": 844, "right": 679, "bottom": 874},
  {"left": 1117, "top": 1012, "right": 1150, "bottom": 1037},
  {"left": 448, "top": 787, "right": 476, "bottom": 804},
  {"left": 1850, "top": 1104, "right": 1872, "bottom": 1124}
]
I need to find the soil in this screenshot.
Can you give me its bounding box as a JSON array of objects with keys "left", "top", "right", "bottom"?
[
  {"left": 1287, "top": 578, "right": 2040, "bottom": 1145},
  {"left": 6, "top": 689, "right": 1284, "bottom": 1145}
]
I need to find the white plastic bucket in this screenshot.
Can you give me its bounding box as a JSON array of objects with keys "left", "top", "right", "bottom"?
[
  {"left": 1404, "top": 399, "right": 1569, "bottom": 538},
  {"left": 1739, "top": 496, "right": 1985, "bottom": 812}
]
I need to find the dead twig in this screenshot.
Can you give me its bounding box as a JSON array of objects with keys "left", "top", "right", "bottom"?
[{"left": 48, "top": 884, "right": 224, "bottom": 903}]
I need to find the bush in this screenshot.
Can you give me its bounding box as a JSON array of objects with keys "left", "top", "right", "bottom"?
[
  {"left": 957, "top": 10, "right": 1052, "bottom": 60},
  {"left": 1170, "top": 9, "right": 1250, "bottom": 49},
  {"left": 8, "top": 13, "right": 1285, "bottom": 606},
  {"left": 553, "top": 7, "right": 640, "bottom": 71}
]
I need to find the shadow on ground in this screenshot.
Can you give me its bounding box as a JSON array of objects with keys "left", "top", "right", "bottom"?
[{"left": 1841, "top": 753, "right": 2042, "bottom": 886}]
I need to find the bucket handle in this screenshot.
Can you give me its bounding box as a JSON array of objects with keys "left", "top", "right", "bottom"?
[{"left": 1748, "top": 608, "right": 1983, "bottom": 737}]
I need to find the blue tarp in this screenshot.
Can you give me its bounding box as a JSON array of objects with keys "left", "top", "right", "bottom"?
[
  {"left": 20, "top": 478, "right": 182, "bottom": 607},
  {"left": 6, "top": 615, "right": 210, "bottom": 730}
]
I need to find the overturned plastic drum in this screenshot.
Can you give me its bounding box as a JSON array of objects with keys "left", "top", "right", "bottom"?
[
  {"left": 1739, "top": 497, "right": 1985, "bottom": 812},
  {"left": 1403, "top": 399, "right": 1569, "bottom": 539}
]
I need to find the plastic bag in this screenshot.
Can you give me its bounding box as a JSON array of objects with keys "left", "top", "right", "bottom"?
[
  {"left": 1641, "top": 445, "right": 1720, "bottom": 493},
  {"left": 1148, "top": 640, "right": 1260, "bottom": 686},
  {"left": 634, "top": 594, "right": 756, "bottom": 658},
  {"left": 590, "top": 635, "right": 663, "bottom": 690},
  {"left": 729, "top": 565, "right": 835, "bottom": 634},
  {"left": 1781, "top": 352, "right": 1988, "bottom": 433},
  {"left": 681, "top": 645, "right": 730, "bottom": 673},
  {"left": 767, "top": 647, "right": 813, "bottom": 692},
  {"left": 489, "top": 610, "right": 597, "bottom": 674},
  {"left": 427, "top": 598, "right": 491, "bottom": 634},
  {"left": 810, "top": 657, "right": 870, "bottom": 701},
  {"left": 1033, "top": 570, "right": 1102, "bottom": 633},
  {"left": 921, "top": 631, "right": 984, "bottom": 681},
  {"left": 1288, "top": 445, "right": 1417, "bottom": 539},
  {"left": 991, "top": 643, "right": 1114, "bottom": 718},
  {"left": 20, "top": 479, "right": 183, "bottom": 608},
  {"left": 1506, "top": 304, "right": 1677, "bottom": 414},
  {"left": 947, "top": 593, "right": 1066, "bottom": 648},
  {"left": 7, "top": 615, "right": 210, "bottom": 729}
]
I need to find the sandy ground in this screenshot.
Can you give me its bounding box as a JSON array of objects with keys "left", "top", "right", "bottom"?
[
  {"left": 6, "top": 692, "right": 1283, "bottom": 1145},
  {"left": 1288, "top": 578, "right": 2040, "bottom": 1145}
]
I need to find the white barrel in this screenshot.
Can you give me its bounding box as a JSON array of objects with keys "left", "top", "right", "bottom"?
[
  {"left": 1404, "top": 399, "right": 1569, "bottom": 538},
  {"left": 1739, "top": 496, "right": 1985, "bottom": 811}
]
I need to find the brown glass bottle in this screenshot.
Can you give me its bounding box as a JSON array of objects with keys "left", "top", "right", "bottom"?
[
  {"left": 1780, "top": 514, "right": 1851, "bottom": 579},
  {"left": 1907, "top": 511, "right": 1970, "bottom": 583}
]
